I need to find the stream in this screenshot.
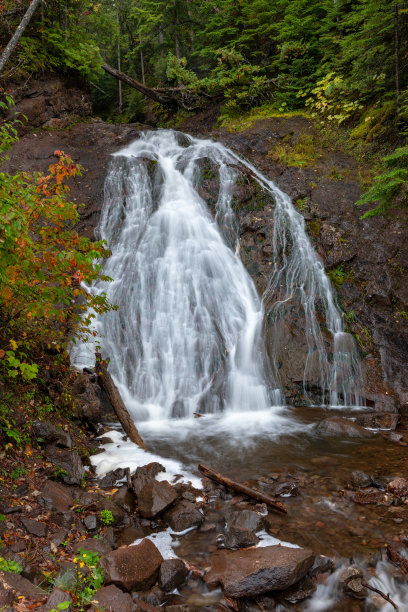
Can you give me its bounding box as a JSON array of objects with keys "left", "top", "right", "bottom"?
[{"left": 72, "top": 130, "right": 408, "bottom": 610}]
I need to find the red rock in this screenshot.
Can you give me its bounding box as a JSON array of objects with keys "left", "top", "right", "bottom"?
[
  {"left": 387, "top": 478, "right": 408, "bottom": 497},
  {"left": 204, "top": 545, "right": 315, "bottom": 597},
  {"left": 90, "top": 585, "right": 134, "bottom": 611},
  {"left": 100, "top": 539, "right": 163, "bottom": 592},
  {"left": 137, "top": 480, "right": 178, "bottom": 518},
  {"left": 353, "top": 488, "right": 384, "bottom": 504}
]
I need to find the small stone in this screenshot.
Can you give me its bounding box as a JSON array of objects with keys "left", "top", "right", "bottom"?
[
  {"left": 353, "top": 488, "right": 384, "bottom": 504},
  {"left": 350, "top": 470, "right": 371, "bottom": 489},
  {"left": 21, "top": 518, "right": 47, "bottom": 537},
  {"left": 339, "top": 567, "right": 367, "bottom": 599},
  {"left": 159, "top": 559, "right": 188, "bottom": 592},
  {"left": 100, "top": 539, "right": 163, "bottom": 591},
  {"left": 387, "top": 478, "right": 408, "bottom": 498},
  {"left": 83, "top": 515, "right": 97, "bottom": 531}
]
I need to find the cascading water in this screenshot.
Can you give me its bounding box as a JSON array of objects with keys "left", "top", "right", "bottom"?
[{"left": 72, "top": 129, "right": 363, "bottom": 419}]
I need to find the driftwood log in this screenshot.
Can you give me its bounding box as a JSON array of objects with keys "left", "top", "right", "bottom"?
[
  {"left": 96, "top": 352, "right": 147, "bottom": 449},
  {"left": 198, "top": 463, "right": 287, "bottom": 514}
]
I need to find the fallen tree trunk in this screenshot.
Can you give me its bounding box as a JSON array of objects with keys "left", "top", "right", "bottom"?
[
  {"left": 96, "top": 352, "right": 147, "bottom": 450},
  {"left": 198, "top": 463, "right": 287, "bottom": 514},
  {"left": 102, "top": 63, "right": 176, "bottom": 107}
]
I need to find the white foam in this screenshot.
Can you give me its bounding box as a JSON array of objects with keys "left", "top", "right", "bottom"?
[{"left": 256, "top": 530, "right": 300, "bottom": 549}]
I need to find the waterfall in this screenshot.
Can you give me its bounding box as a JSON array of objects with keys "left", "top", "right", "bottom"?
[{"left": 72, "top": 129, "right": 363, "bottom": 418}]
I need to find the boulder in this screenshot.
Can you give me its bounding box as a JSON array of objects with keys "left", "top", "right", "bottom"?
[
  {"left": 32, "top": 421, "right": 72, "bottom": 448},
  {"left": 137, "top": 481, "right": 177, "bottom": 519},
  {"left": 100, "top": 539, "right": 163, "bottom": 592},
  {"left": 387, "top": 478, "right": 408, "bottom": 498},
  {"left": 355, "top": 413, "right": 399, "bottom": 430},
  {"left": 280, "top": 577, "right": 316, "bottom": 603},
  {"left": 91, "top": 584, "right": 135, "bottom": 612},
  {"left": 132, "top": 463, "right": 166, "bottom": 496},
  {"left": 164, "top": 500, "right": 203, "bottom": 532},
  {"left": 158, "top": 559, "right": 188, "bottom": 592},
  {"left": 45, "top": 446, "right": 84, "bottom": 486},
  {"left": 223, "top": 509, "right": 263, "bottom": 549},
  {"left": 112, "top": 487, "right": 136, "bottom": 513},
  {"left": 315, "top": 417, "right": 374, "bottom": 438},
  {"left": 72, "top": 372, "right": 105, "bottom": 423},
  {"left": 204, "top": 545, "right": 315, "bottom": 597},
  {"left": 42, "top": 587, "right": 73, "bottom": 611},
  {"left": 0, "top": 571, "right": 42, "bottom": 602},
  {"left": 40, "top": 479, "right": 73, "bottom": 512}
]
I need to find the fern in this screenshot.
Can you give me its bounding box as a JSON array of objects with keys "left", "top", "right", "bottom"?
[{"left": 355, "top": 146, "right": 408, "bottom": 218}]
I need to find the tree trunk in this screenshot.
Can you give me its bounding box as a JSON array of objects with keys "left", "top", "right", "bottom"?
[
  {"left": 198, "top": 464, "right": 287, "bottom": 514},
  {"left": 102, "top": 62, "right": 176, "bottom": 107},
  {"left": 139, "top": 37, "right": 145, "bottom": 86},
  {"left": 0, "top": 0, "right": 42, "bottom": 74},
  {"left": 116, "top": 2, "right": 122, "bottom": 112},
  {"left": 96, "top": 352, "right": 147, "bottom": 450},
  {"left": 394, "top": 4, "right": 400, "bottom": 114}
]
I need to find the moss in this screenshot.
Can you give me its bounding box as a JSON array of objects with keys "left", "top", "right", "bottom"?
[
  {"left": 218, "top": 103, "right": 309, "bottom": 132},
  {"left": 307, "top": 219, "right": 321, "bottom": 238},
  {"left": 268, "top": 133, "right": 320, "bottom": 168}
]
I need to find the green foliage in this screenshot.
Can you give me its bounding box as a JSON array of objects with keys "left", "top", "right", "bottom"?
[
  {"left": 300, "top": 72, "right": 363, "bottom": 125},
  {"left": 0, "top": 396, "right": 27, "bottom": 446},
  {"left": 0, "top": 556, "right": 23, "bottom": 574},
  {"left": 99, "top": 509, "right": 114, "bottom": 526},
  {"left": 327, "top": 264, "right": 346, "bottom": 289},
  {"left": 73, "top": 548, "right": 104, "bottom": 606},
  {"left": 355, "top": 146, "right": 408, "bottom": 217}
]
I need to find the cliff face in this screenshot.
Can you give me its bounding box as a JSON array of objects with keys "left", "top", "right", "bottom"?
[{"left": 3, "top": 84, "right": 407, "bottom": 411}]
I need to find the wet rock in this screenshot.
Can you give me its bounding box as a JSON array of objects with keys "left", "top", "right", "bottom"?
[
  {"left": 223, "top": 509, "right": 263, "bottom": 549},
  {"left": 132, "top": 462, "right": 166, "bottom": 496},
  {"left": 387, "top": 477, "right": 408, "bottom": 497},
  {"left": 91, "top": 584, "right": 134, "bottom": 612},
  {"left": 0, "top": 575, "right": 16, "bottom": 608},
  {"left": 280, "top": 577, "right": 316, "bottom": 603},
  {"left": 42, "top": 587, "right": 73, "bottom": 611},
  {"left": 204, "top": 545, "right": 315, "bottom": 597},
  {"left": 99, "top": 468, "right": 126, "bottom": 489},
  {"left": 200, "top": 522, "right": 217, "bottom": 533},
  {"left": 32, "top": 420, "right": 72, "bottom": 448},
  {"left": 159, "top": 559, "right": 188, "bottom": 592},
  {"left": 73, "top": 538, "right": 113, "bottom": 555},
  {"left": 350, "top": 470, "right": 371, "bottom": 489},
  {"left": 100, "top": 539, "right": 163, "bottom": 591},
  {"left": 315, "top": 417, "right": 374, "bottom": 438},
  {"left": 83, "top": 515, "right": 97, "bottom": 531},
  {"left": 353, "top": 488, "right": 385, "bottom": 504},
  {"left": 21, "top": 517, "right": 47, "bottom": 537},
  {"left": 98, "top": 498, "right": 125, "bottom": 524},
  {"left": 339, "top": 567, "right": 367, "bottom": 599},
  {"left": 309, "top": 555, "right": 334, "bottom": 577},
  {"left": 72, "top": 371, "right": 105, "bottom": 423},
  {"left": 45, "top": 445, "right": 84, "bottom": 485},
  {"left": 138, "top": 480, "right": 178, "bottom": 519},
  {"left": 0, "top": 571, "right": 42, "bottom": 601},
  {"left": 134, "top": 585, "right": 167, "bottom": 606},
  {"left": 40, "top": 479, "right": 73, "bottom": 512},
  {"left": 164, "top": 500, "right": 203, "bottom": 532},
  {"left": 116, "top": 526, "right": 146, "bottom": 547},
  {"left": 112, "top": 487, "right": 136, "bottom": 513},
  {"left": 274, "top": 481, "right": 300, "bottom": 497},
  {"left": 355, "top": 413, "right": 399, "bottom": 430}
]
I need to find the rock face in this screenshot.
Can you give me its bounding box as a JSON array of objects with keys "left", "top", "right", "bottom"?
[
  {"left": 100, "top": 539, "right": 163, "bottom": 592},
  {"left": 32, "top": 420, "right": 71, "bottom": 448},
  {"left": 45, "top": 445, "right": 84, "bottom": 485},
  {"left": 204, "top": 545, "right": 315, "bottom": 597},
  {"left": 315, "top": 417, "right": 374, "bottom": 438},
  {"left": 137, "top": 480, "right": 178, "bottom": 519}
]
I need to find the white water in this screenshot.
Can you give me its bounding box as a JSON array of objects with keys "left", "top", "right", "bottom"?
[{"left": 71, "top": 129, "right": 363, "bottom": 421}]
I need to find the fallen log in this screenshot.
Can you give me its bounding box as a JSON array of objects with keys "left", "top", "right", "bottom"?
[
  {"left": 96, "top": 352, "right": 147, "bottom": 450},
  {"left": 102, "top": 63, "right": 176, "bottom": 108},
  {"left": 198, "top": 463, "right": 287, "bottom": 514},
  {"left": 361, "top": 581, "right": 399, "bottom": 611}
]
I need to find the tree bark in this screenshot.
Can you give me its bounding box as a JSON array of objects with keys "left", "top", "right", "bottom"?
[
  {"left": 198, "top": 464, "right": 287, "bottom": 514},
  {"left": 102, "top": 62, "right": 176, "bottom": 107},
  {"left": 96, "top": 352, "right": 147, "bottom": 450},
  {"left": 0, "top": 0, "right": 42, "bottom": 74}
]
